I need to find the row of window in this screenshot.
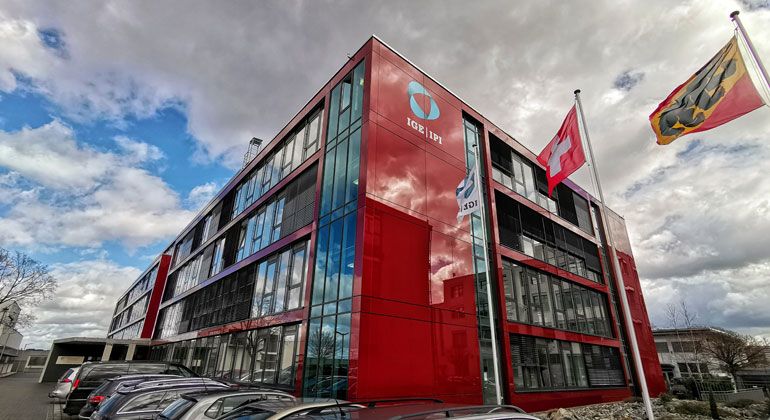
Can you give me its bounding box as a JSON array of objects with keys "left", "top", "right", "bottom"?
[
  {"left": 502, "top": 260, "right": 613, "bottom": 338},
  {"left": 490, "top": 136, "right": 593, "bottom": 235},
  {"left": 150, "top": 324, "right": 300, "bottom": 387},
  {"left": 108, "top": 320, "right": 143, "bottom": 340},
  {"left": 231, "top": 109, "right": 323, "bottom": 220},
  {"left": 655, "top": 340, "right": 697, "bottom": 353},
  {"left": 168, "top": 104, "right": 322, "bottom": 281},
  {"left": 110, "top": 293, "right": 150, "bottom": 333},
  {"left": 156, "top": 239, "right": 311, "bottom": 340},
  {"left": 510, "top": 334, "right": 625, "bottom": 392},
  {"left": 236, "top": 168, "right": 316, "bottom": 264},
  {"left": 164, "top": 168, "right": 315, "bottom": 302},
  {"left": 497, "top": 192, "right": 602, "bottom": 283},
  {"left": 114, "top": 264, "right": 158, "bottom": 314}
]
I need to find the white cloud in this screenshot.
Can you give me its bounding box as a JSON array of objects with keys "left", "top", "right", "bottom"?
[
  {"left": 0, "top": 120, "right": 195, "bottom": 249},
  {"left": 18, "top": 259, "right": 141, "bottom": 349},
  {"left": 186, "top": 181, "right": 219, "bottom": 212},
  {"left": 114, "top": 135, "right": 165, "bottom": 163}
]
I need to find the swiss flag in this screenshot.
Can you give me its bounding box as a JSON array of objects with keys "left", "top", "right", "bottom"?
[{"left": 537, "top": 105, "right": 586, "bottom": 196}]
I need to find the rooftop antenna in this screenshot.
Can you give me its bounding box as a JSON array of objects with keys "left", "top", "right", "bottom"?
[{"left": 243, "top": 137, "right": 263, "bottom": 168}]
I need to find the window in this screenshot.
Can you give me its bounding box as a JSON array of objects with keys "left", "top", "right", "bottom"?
[
  {"left": 211, "top": 238, "right": 226, "bottom": 276},
  {"left": 496, "top": 192, "right": 602, "bottom": 283},
  {"left": 120, "top": 391, "right": 165, "bottom": 413},
  {"left": 251, "top": 241, "right": 310, "bottom": 319},
  {"left": 502, "top": 259, "right": 612, "bottom": 338},
  {"left": 305, "top": 60, "right": 364, "bottom": 400},
  {"left": 671, "top": 341, "right": 696, "bottom": 353},
  {"left": 510, "top": 333, "right": 623, "bottom": 391},
  {"left": 150, "top": 324, "right": 300, "bottom": 387},
  {"left": 229, "top": 108, "right": 324, "bottom": 221},
  {"left": 235, "top": 168, "right": 316, "bottom": 264}
]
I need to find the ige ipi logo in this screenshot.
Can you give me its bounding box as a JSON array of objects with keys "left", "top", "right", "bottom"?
[{"left": 406, "top": 80, "right": 442, "bottom": 145}]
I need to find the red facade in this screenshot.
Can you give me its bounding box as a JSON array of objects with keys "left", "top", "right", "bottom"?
[
  {"left": 352, "top": 37, "right": 665, "bottom": 410},
  {"left": 131, "top": 36, "right": 664, "bottom": 412}
]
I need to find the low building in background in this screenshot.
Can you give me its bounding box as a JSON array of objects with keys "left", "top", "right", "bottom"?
[
  {"left": 0, "top": 301, "right": 23, "bottom": 375},
  {"left": 13, "top": 348, "right": 49, "bottom": 373},
  {"left": 653, "top": 327, "right": 770, "bottom": 392},
  {"left": 653, "top": 327, "right": 727, "bottom": 382},
  {"left": 38, "top": 337, "right": 151, "bottom": 382},
  {"left": 106, "top": 35, "right": 666, "bottom": 411}
]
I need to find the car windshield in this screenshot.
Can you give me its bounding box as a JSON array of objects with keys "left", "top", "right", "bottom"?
[{"left": 158, "top": 398, "right": 196, "bottom": 419}]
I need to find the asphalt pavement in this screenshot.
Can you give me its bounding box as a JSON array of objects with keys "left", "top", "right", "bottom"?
[{"left": 0, "top": 372, "right": 76, "bottom": 420}]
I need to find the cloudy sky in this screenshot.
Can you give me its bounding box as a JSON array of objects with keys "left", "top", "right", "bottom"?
[{"left": 1, "top": 0, "right": 769, "bottom": 349}]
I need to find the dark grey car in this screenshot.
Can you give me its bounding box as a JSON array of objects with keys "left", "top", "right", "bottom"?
[
  {"left": 157, "top": 388, "right": 295, "bottom": 420},
  {"left": 91, "top": 380, "right": 231, "bottom": 420}
]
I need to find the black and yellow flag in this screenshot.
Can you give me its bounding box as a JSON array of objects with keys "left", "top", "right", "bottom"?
[{"left": 650, "top": 36, "right": 764, "bottom": 145}]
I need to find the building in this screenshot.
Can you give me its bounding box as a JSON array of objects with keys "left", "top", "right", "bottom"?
[
  {"left": 38, "top": 337, "right": 152, "bottom": 382},
  {"left": 109, "top": 36, "right": 665, "bottom": 411},
  {"left": 12, "top": 348, "right": 48, "bottom": 373},
  {"left": 0, "top": 301, "right": 23, "bottom": 375},
  {"left": 654, "top": 327, "right": 770, "bottom": 391},
  {"left": 106, "top": 255, "right": 171, "bottom": 340},
  {"left": 653, "top": 327, "right": 727, "bottom": 382}
]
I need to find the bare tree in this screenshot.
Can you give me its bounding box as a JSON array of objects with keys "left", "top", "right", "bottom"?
[
  {"left": 702, "top": 329, "right": 768, "bottom": 389},
  {"left": 0, "top": 248, "right": 57, "bottom": 326},
  {"left": 666, "top": 300, "right": 703, "bottom": 376}
]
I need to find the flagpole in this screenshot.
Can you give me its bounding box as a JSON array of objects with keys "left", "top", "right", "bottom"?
[
  {"left": 471, "top": 143, "right": 503, "bottom": 405},
  {"left": 574, "top": 90, "right": 655, "bottom": 420},
  {"left": 731, "top": 11, "right": 770, "bottom": 93}
]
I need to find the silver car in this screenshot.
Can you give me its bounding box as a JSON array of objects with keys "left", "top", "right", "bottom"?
[
  {"left": 48, "top": 367, "right": 80, "bottom": 399},
  {"left": 157, "top": 388, "right": 295, "bottom": 420}
]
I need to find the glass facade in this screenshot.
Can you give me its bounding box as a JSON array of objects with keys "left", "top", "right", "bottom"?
[
  {"left": 150, "top": 324, "right": 300, "bottom": 387},
  {"left": 462, "top": 116, "right": 502, "bottom": 404},
  {"left": 496, "top": 192, "right": 602, "bottom": 283},
  {"left": 510, "top": 333, "right": 624, "bottom": 391},
  {"left": 163, "top": 168, "right": 316, "bottom": 302},
  {"left": 304, "top": 60, "right": 365, "bottom": 399},
  {"left": 251, "top": 240, "right": 309, "bottom": 317},
  {"left": 231, "top": 110, "right": 323, "bottom": 219},
  {"left": 155, "top": 240, "right": 311, "bottom": 340},
  {"left": 502, "top": 260, "right": 612, "bottom": 337},
  {"left": 108, "top": 262, "right": 160, "bottom": 338},
  {"left": 490, "top": 136, "right": 592, "bottom": 235}
]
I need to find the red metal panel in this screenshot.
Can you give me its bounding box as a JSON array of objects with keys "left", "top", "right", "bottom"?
[
  {"left": 141, "top": 254, "right": 171, "bottom": 339},
  {"left": 606, "top": 212, "right": 667, "bottom": 397},
  {"left": 354, "top": 197, "right": 482, "bottom": 403}
]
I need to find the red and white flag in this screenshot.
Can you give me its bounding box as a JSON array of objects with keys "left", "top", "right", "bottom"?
[{"left": 537, "top": 105, "right": 586, "bottom": 196}]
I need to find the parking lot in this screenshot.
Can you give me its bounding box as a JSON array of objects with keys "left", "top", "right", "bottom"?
[{"left": 0, "top": 372, "right": 76, "bottom": 420}]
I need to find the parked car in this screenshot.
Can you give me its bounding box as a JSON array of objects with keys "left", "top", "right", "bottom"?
[
  {"left": 78, "top": 374, "right": 182, "bottom": 419},
  {"left": 49, "top": 367, "right": 80, "bottom": 399},
  {"left": 91, "top": 379, "right": 230, "bottom": 419},
  {"left": 157, "top": 388, "right": 295, "bottom": 420},
  {"left": 62, "top": 361, "right": 196, "bottom": 415},
  {"left": 217, "top": 398, "right": 361, "bottom": 420},
  {"left": 382, "top": 404, "right": 539, "bottom": 420},
  {"left": 221, "top": 398, "right": 539, "bottom": 420}
]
